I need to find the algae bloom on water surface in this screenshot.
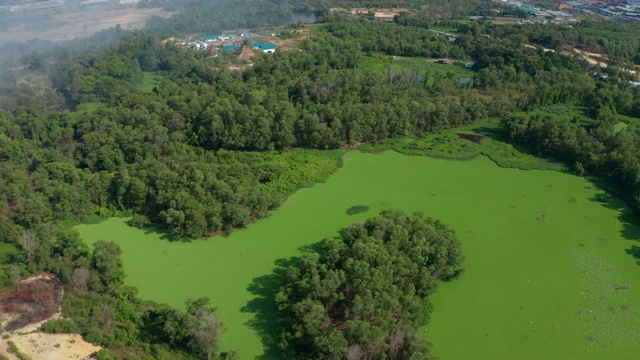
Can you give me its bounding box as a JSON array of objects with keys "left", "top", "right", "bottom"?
[{"left": 77, "top": 150, "right": 640, "bottom": 359}]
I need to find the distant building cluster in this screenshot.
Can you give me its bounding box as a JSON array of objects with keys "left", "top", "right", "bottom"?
[
  {"left": 182, "top": 40, "right": 209, "bottom": 50},
  {"left": 180, "top": 33, "right": 277, "bottom": 54},
  {"left": 428, "top": 30, "right": 458, "bottom": 42},
  {"left": 500, "top": 2, "right": 578, "bottom": 21},
  {"left": 561, "top": 0, "right": 640, "bottom": 21},
  {"left": 498, "top": 0, "right": 640, "bottom": 21}
]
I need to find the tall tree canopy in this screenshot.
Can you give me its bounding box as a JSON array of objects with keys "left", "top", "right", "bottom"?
[{"left": 276, "top": 211, "right": 465, "bottom": 359}]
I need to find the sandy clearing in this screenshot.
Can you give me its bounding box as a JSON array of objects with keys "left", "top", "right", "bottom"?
[
  {"left": 0, "top": 7, "right": 173, "bottom": 45},
  {"left": 0, "top": 313, "right": 101, "bottom": 360},
  {"left": 0, "top": 332, "right": 100, "bottom": 360},
  {"left": 524, "top": 44, "right": 556, "bottom": 53},
  {"left": 1, "top": 274, "right": 100, "bottom": 360}
]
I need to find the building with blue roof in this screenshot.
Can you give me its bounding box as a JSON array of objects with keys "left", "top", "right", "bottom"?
[
  {"left": 222, "top": 45, "right": 238, "bottom": 52},
  {"left": 252, "top": 42, "right": 276, "bottom": 54}
]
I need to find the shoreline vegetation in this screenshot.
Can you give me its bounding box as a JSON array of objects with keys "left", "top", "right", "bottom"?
[
  {"left": 359, "top": 120, "right": 566, "bottom": 171},
  {"left": 77, "top": 150, "right": 640, "bottom": 359}
]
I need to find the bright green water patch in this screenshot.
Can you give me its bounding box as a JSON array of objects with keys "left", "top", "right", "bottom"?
[{"left": 77, "top": 151, "right": 640, "bottom": 359}]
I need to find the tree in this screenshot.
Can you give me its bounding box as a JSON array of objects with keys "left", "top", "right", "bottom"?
[
  {"left": 186, "top": 297, "right": 224, "bottom": 360},
  {"left": 71, "top": 266, "right": 90, "bottom": 294},
  {"left": 277, "top": 211, "right": 464, "bottom": 359},
  {"left": 90, "top": 241, "right": 125, "bottom": 295},
  {"left": 20, "top": 231, "right": 39, "bottom": 268}
]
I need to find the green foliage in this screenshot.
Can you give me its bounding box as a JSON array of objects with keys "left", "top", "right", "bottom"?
[
  {"left": 0, "top": 265, "right": 18, "bottom": 287},
  {"left": 136, "top": 72, "right": 165, "bottom": 92},
  {"left": 95, "top": 349, "right": 115, "bottom": 360},
  {"left": 276, "top": 211, "right": 464, "bottom": 359},
  {"left": 47, "top": 239, "right": 227, "bottom": 359},
  {"left": 478, "top": 138, "right": 564, "bottom": 170},
  {"left": 501, "top": 111, "right": 640, "bottom": 215},
  {"left": 7, "top": 341, "right": 30, "bottom": 360},
  {"left": 2, "top": 3, "right": 640, "bottom": 359},
  {"left": 0, "top": 242, "right": 21, "bottom": 264},
  {"left": 129, "top": 214, "right": 152, "bottom": 229},
  {"left": 360, "top": 120, "right": 565, "bottom": 171},
  {"left": 43, "top": 318, "right": 80, "bottom": 334}
]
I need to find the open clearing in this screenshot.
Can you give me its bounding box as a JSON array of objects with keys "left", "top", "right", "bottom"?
[
  {"left": 0, "top": 332, "right": 100, "bottom": 360},
  {"left": 77, "top": 150, "right": 640, "bottom": 359},
  {"left": 358, "top": 55, "right": 475, "bottom": 81},
  {"left": 0, "top": 7, "right": 172, "bottom": 45}
]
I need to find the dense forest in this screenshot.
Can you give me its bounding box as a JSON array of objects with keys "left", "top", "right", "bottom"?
[
  {"left": 277, "top": 211, "right": 464, "bottom": 359},
  {"left": 1, "top": 0, "right": 640, "bottom": 358}
]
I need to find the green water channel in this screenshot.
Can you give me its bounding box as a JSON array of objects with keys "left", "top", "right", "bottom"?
[{"left": 77, "top": 151, "right": 640, "bottom": 359}]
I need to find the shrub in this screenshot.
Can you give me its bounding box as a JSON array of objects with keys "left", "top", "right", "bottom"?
[
  {"left": 129, "top": 214, "right": 152, "bottom": 229},
  {"left": 7, "top": 341, "right": 30, "bottom": 360},
  {"left": 95, "top": 349, "right": 115, "bottom": 360},
  {"left": 43, "top": 319, "right": 79, "bottom": 334}
]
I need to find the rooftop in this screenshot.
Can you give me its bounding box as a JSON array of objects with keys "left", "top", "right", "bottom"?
[{"left": 253, "top": 42, "right": 276, "bottom": 50}]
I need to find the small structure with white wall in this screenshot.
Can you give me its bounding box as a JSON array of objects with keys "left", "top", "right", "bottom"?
[{"left": 253, "top": 42, "right": 276, "bottom": 54}]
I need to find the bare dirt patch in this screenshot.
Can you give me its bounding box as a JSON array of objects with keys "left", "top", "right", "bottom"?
[
  {"left": 0, "top": 332, "right": 101, "bottom": 360},
  {"left": 0, "top": 7, "right": 173, "bottom": 45},
  {"left": 1, "top": 274, "right": 101, "bottom": 360},
  {"left": 0, "top": 274, "right": 62, "bottom": 332},
  {"left": 270, "top": 30, "right": 312, "bottom": 51}
]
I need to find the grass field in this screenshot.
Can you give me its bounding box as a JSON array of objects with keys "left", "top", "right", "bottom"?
[
  {"left": 137, "top": 72, "right": 165, "bottom": 92},
  {"left": 77, "top": 149, "right": 640, "bottom": 359},
  {"left": 357, "top": 55, "right": 475, "bottom": 85},
  {"left": 73, "top": 102, "right": 105, "bottom": 114}
]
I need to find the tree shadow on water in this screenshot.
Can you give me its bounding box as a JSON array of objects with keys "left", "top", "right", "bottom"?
[
  {"left": 241, "top": 257, "right": 294, "bottom": 359},
  {"left": 625, "top": 245, "right": 640, "bottom": 265},
  {"left": 588, "top": 191, "right": 640, "bottom": 265},
  {"left": 239, "top": 223, "right": 361, "bottom": 358},
  {"left": 589, "top": 192, "right": 640, "bottom": 240},
  {"left": 471, "top": 125, "right": 506, "bottom": 141},
  {"left": 241, "top": 238, "right": 337, "bottom": 359},
  {"left": 140, "top": 223, "right": 189, "bottom": 242}
]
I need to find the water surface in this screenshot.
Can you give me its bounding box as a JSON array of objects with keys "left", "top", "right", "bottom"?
[{"left": 78, "top": 151, "right": 640, "bottom": 359}]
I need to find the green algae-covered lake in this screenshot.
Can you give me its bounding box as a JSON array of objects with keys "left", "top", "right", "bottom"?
[{"left": 77, "top": 151, "right": 640, "bottom": 359}]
